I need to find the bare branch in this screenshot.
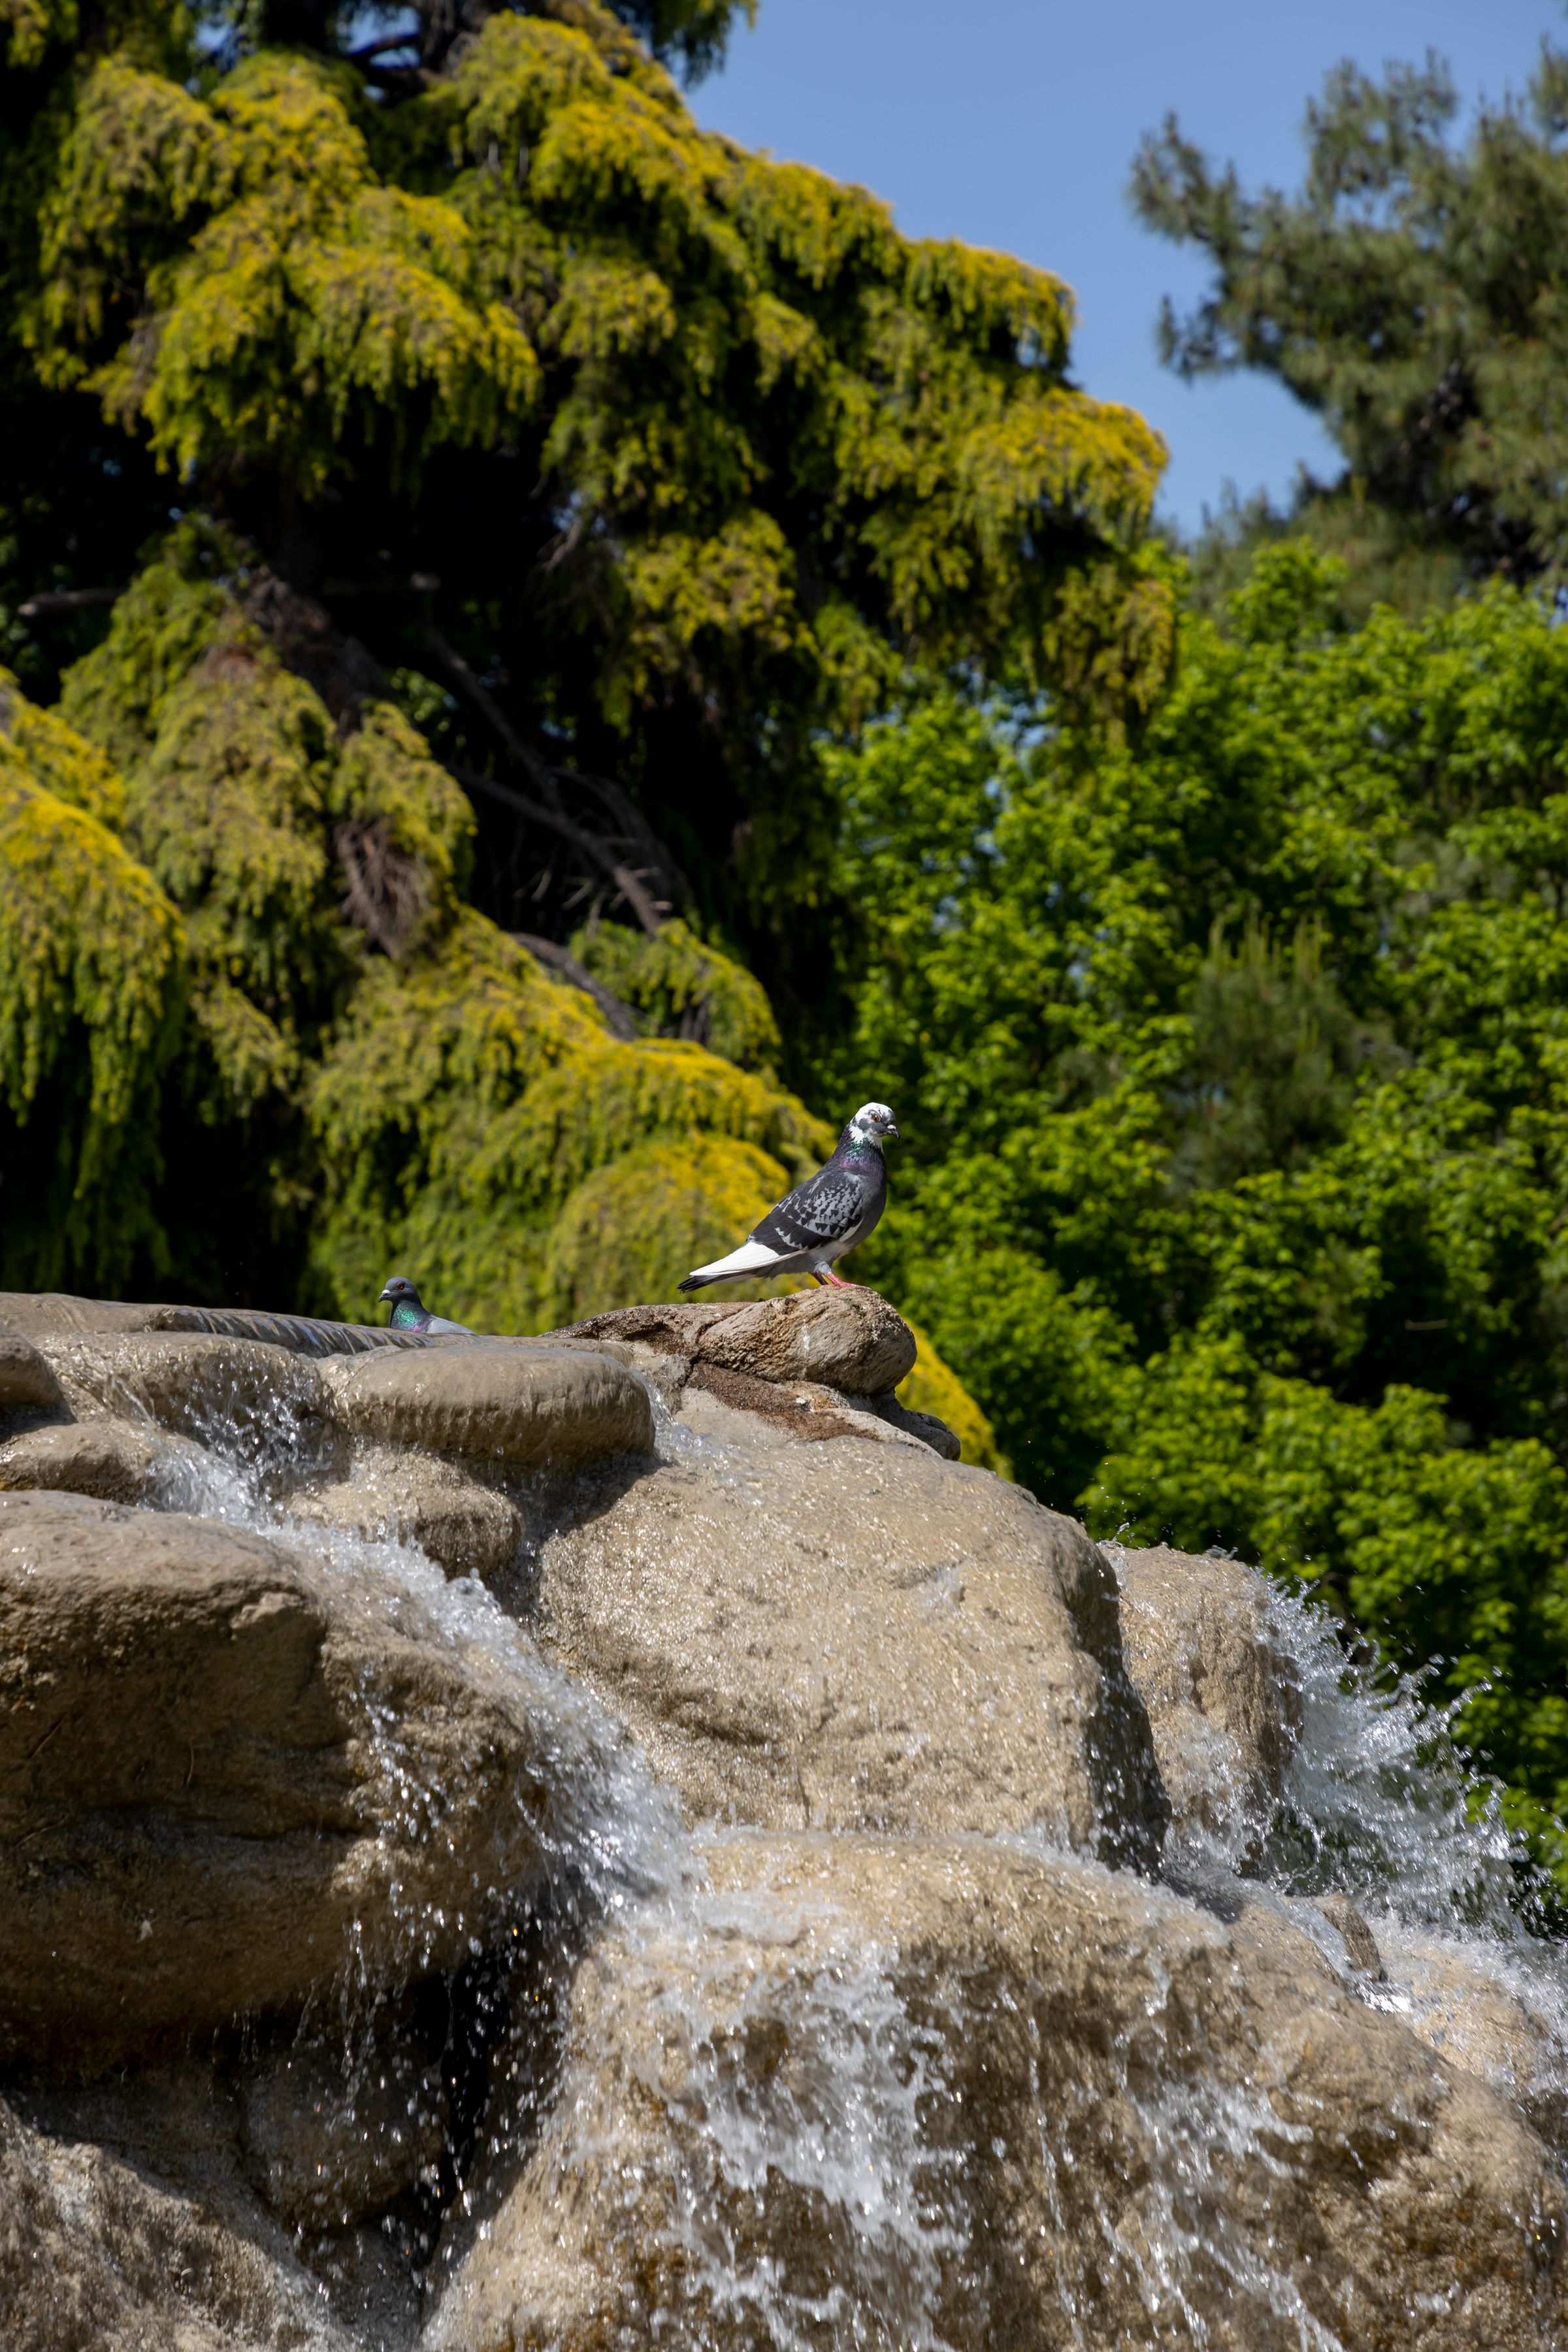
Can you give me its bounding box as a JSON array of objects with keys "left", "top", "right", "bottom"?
[
  {"left": 19, "top": 587, "right": 122, "bottom": 617},
  {"left": 514, "top": 934, "right": 640, "bottom": 1040},
  {"left": 450, "top": 762, "right": 666, "bottom": 936}
]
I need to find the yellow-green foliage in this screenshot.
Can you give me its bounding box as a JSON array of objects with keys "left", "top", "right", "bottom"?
[
  {"left": 896, "top": 1320, "right": 1010, "bottom": 1477},
  {"left": 542, "top": 1134, "right": 801, "bottom": 1320},
  {"left": 306, "top": 909, "right": 830, "bottom": 1328},
  {"left": 574, "top": 915, "right": 782, "bottom": 1071},
  {"left": 27, "top": 6, "right": 1170, "bottom": 730},
  {"left": 32, "top": 54, "right": 538, "bottom": 489},
  {"left": 0, "top": 674, "right": 182, "bottom": 1284}
]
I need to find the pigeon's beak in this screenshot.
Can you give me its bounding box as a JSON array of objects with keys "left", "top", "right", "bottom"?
[
  {"left": 885, "top": 1120, "right": 900, "bottom": 1141},
  {"left": 376, "top": 1284, "right": 395, "bottom": 1303}
]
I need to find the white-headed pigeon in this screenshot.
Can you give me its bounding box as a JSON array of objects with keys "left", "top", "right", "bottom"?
[
  {"left": 679, "top": 1102, "right": 899, "bottom": 1292},
  {"left": 378, "top": 1275, "right": 473, "bottom": 1335}
]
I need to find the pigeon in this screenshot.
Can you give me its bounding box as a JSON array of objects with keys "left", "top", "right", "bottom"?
[
  {"left": 678, "top": 1102, "right": 899, "bottom": 1292},
  {"left": 377, "top": 1275, "right": 473, "bottom": 1335}
]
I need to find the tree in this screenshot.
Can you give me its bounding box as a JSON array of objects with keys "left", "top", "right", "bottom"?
[
  {"left": 3, "top": 0, "right": 1168, "bottom": 1039},
  {"left": 826, "top": 540, "right": 1568, "bottom": 1872},
  {"left": 1134, "top": 39, "right": 1568, "bottom": 594}
]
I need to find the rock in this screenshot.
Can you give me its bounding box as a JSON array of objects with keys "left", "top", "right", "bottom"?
[
  {"left": 698, "top": 1288, "right": 917, "bottom": 1396},
  {"left": 289, "top": 1446, "right": 524, "bottom": 1580},
  {"left": 554, "top": 1286, "right": 919, "bottom": 1397},
  {"left": 1378, "top": 1925, "right": 1568, "bottom": 2119},
  {"left": 430, "top": 1833, "right": 1568, "bottom": 2352},
  {"left": 0, "top": 1490, "right": 563, "bottom": 2066},
  {"left": 0, "top": 1292, "right": 414, "bottom": 1357},
  {"left": 0, "top": 1330, "right": 63, "bottom": 1410},
  {"left": 1313, "top": 1891, "right": 1385, "bottom": 1978},
  {"left": 0, "top": 2087, "right": 356, "bottom": 2352},
  {"left": 319, "top": 1342, "right": 651, "bottom": 1471},
  {"left": 1111, "top": 1541, "right": 1301, "bottom": 1864},
  {"left": 239, "top": 2038, "right": 448, "bottom": 2229},
  {"left": 535, "top": 1376, "right": 1166, "bottom": 1866},
  {"left": 36, "top": 1331, "right": 327, "bottom": 1450},
  {"left": 0, "top": 1414, "right": 158, "bottom": 1504},
  {"left": 0, "top": 1291, "right": 168, "bottom": 1337}
]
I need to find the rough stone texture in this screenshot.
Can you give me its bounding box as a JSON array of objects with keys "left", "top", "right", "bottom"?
[
  {"left": 0, "top": 2087, "right": 358, "bottom": 2352},
  {"left": 1379, "top": 1925, "right": 1568, "bottom": 2128},
  {"left": 36, "top": 1331, "right": 328, "bottom": 1450},
  {"left": 698, "top": 1288, "right": 917, "bottom": 1395},
  {"left": 553, "top": 1286, "right": 919, "bottom": 1397},
  {"left": 1111, "top": 1541, "right": 1301, "bottom": 1863},
  {"left": 430, "top": 1833, "right": 1568, "bottom": 2352},
  {"left": 0, "top": 1330, "right": 63, "bottom": 1409},
  {"left": 1313, "top": 1891, "right": 1385, "bottom": 1978},
  {"left": 0, "top": 1292, "right": 417, "bottom": 1357},
  {"left": 289, "top": 1445, "right": 524, "bottom": 1580},
  {"left": 0, "top": 1413, "right": 158, "bottom": 1503},
  {"left": 533, "top": 1378, "right": 1166, "bottom": 1867},
  {"left": 239, "top": 2039, "right": 448, "bottom": 2230},
  {"left": 0, "top": 1291, "right": 168, "bottom": 1337},
  {"left": 0, "top": 1490, "right": 560, "bottom": 2066},
  {"left": 319, "top": 1343, "right": 651, "bottom": 1470}
]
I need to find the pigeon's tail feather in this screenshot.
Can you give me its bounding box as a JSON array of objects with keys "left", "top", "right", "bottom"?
[{"left": 679, "top": 1238, "right": 789, "bottom": 1293}]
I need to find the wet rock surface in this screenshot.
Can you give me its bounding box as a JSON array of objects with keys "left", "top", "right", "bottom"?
[
  {"left": 432, "top": 1833, "right": 1568, "bottom": 2352},
  {"left": 319, "top": 1341, "right": 653, "bottom": 1469},
  {"left": 0, "top": 1330, "right": 63, "bottom": 1409},
  {"left": 534, "top": 1378, "right": 1167, "bottom": 1865},
  {"left": 0, "top": 1412, "right": 158, "bottom": 1503},
  {"left": 0, "top": 1490, "right": 555, "bottom": 2065},
  {"left": 0, "top": 2085, "right": 358, "bottom": 2352},
  {"left": 3, "top": 1285, "right": 1568, "bottom": 2349},
  {"left": 289, "top": 1445, "right": 525, "bottom": 1581},
  {"left": 1112, "top": 1540, "right": 1303, "bottom": 1862}
]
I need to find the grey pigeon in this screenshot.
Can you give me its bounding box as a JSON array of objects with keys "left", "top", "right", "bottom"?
[
  {"left": 679, "top": 1102, "right": 899, "bottom": 1292},
  {"left": 378, "top": 1275, "right": 473, "bottom": 1335}
]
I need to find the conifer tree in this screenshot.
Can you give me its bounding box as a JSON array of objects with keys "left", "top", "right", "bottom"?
[{"left": 1134, "top": 39, "right": 1568, "bottom": 592}]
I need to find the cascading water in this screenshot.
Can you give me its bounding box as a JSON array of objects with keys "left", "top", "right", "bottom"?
[{"left": 56, "top": 1360, "right": 1568, "bottom": 2352}]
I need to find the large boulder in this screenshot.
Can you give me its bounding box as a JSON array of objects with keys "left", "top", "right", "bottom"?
[
  {"left": 1111, "top": 1541, "right": 1301, "bottom": 1865},
  {"left": 534, "top": 1379, "right": 1166, "bottom": 1866},
  {"left": 0, "top": 1490, "right": 565, "bottom": 2066},
  {"left": 430, "top": 1833, "right": 1568, "bottom": 2352},
  {"left": 319, "top": 1343, "right": 651, "bottom": 1470}
]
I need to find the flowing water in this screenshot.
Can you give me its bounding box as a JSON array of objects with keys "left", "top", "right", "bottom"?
[{"left": 77, "top": 1368, "right": 1568, "bottom": 2349}]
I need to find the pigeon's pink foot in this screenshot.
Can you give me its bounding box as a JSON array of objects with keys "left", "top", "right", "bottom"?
[{"left": 820, "top": 1268, "right": 857, "bottom": 1288}]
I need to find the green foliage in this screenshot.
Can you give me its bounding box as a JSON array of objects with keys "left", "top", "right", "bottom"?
[
  {"left": 827, "top": 539, "right": 1568, "bottom": 1863},
  {"left": 3, "top": 0, "right": 1169, "bottom": 1034},
  {"left": 0, "top": 672, "right": 182, "bottom": 1288},
  {"left": 574, "top": 914, "right": 781, "bottom": 1070},
  {"left": 1134, "top": 39, "right": 1568, "bottom": 589}
]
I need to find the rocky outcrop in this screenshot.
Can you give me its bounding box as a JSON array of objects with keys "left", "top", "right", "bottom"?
[
  {"left": 0, "top": 1490, "right": 559, "bottom": 2066},
  {"left": 536, "top": 1375, "right": 1167, "bottom": 1867},
  {"left": 3, "top": 1282, "right": 1568, "bottom": 2352},
  {"left": 431, "top": 1833, "right": 1568, "bottom": 2352},
  {"left": 319, "top": 1343, "right": 652, "bottom": 1470},
  {"left": 1111, "top": 1541, "right": 1302, "bottom": 1862}
]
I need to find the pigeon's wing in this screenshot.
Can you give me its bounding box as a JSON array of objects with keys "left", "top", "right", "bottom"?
[{"left": 751, "top": 1166, "right": 866, "bottom": 1256}]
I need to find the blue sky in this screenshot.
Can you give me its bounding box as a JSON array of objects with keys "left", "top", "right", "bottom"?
[{"left": 693, "top": 1, "right": 1562, "bottom": 534}]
